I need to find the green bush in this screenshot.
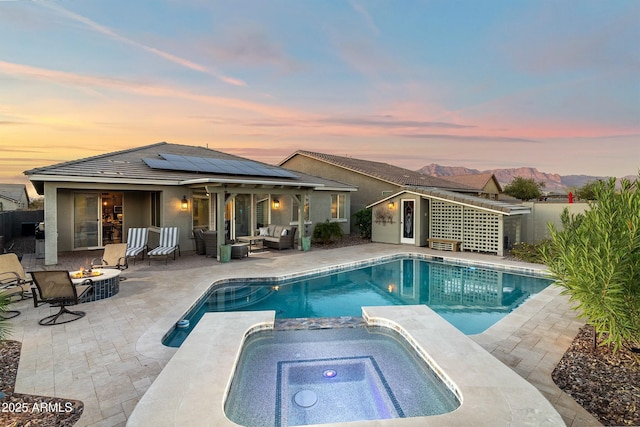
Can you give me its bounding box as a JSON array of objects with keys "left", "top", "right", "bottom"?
[
  {"left": 542, "top": 175, "right": 640, "bottom": 352},
  {"left": 0, "top": 293, "right": 12, "bottom": 343},
  {"left": 352, "top": 207, "right": 372, "bottom": 239},
  {"left": 510, "top": 240, "right": 552, "bottom": 264},
  {"left": 312, "top": 220, "right": 344, "bottom": 244}
]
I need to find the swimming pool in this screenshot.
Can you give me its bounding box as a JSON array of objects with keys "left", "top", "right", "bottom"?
[
  {"left": 225, "top": 326, "right": 460, "bottom": 426},
  {"left": 163, "top": 256, "right": 551, "bottom": 347}
]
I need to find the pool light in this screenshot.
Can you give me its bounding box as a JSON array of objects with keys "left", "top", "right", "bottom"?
[{"left": 323, "top": 369, "right": 337, "bottom": 378}]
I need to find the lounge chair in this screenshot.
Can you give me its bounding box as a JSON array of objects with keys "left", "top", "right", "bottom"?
[
  {"left": 148, "top": 227, "right": 180, "bottom": 264},
  {"left": 126, "top": 228, "right": 149, "bottom": 265},
  {"left": 0, "top": 253, "right": 33, "bottom": 300},
  {"left": 31, "top": 270, "right": 93, "bottom": 326}
]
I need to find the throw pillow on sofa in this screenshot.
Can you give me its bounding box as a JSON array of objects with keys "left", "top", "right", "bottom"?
[
  {"left": 281, "top": 228, "right": 288, "bottom": 236},
  {"left": 259, "top": 227, "right": 269, "bottom": 236}
]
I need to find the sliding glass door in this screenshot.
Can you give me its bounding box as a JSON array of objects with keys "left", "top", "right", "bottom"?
[{"left": 74, "top": 193, "right": 100, "bottom": 249}]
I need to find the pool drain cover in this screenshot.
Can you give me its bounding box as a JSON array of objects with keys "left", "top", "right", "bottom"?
[{"left": 293, "top": 390, "right": 318, "bottom": 408}]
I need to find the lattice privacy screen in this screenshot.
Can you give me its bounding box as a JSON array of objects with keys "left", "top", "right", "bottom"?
[
  {"left": 431, "top": 200, "right": 500, "bottom": 254},
  {"left": 428, "top": 264, "right": 504, "bottom": 307}
]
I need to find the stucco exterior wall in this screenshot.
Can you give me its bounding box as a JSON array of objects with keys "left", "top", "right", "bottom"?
[
  {"left": 56, "top": 191, "right": 73, "bottom": 252},
  {"left": 123, "top": 192, "right": 151, "bottom": 231},
  {"left": 484, "top": 179, "right": 501, "bottom": 198},
  {"left": 521, "top": 202, "right": 589, "bottom": 243},
  {"left": 419, "top": 198, "right": 430, "bottom": 246},
  {"left": 371, "top": 194, "right": 427, "bottom": 246},
  {"left": 0, "top": 196, "right": 28, "bottom": 211},
  {"left": 371, "top": 196, "right": 400, "bottom": 244},
  {"left": 269, "top": 191, "right": 351, "bottom": 237},
  {"left": 282, "top": 155, "right": 402, "bottom": 218}
]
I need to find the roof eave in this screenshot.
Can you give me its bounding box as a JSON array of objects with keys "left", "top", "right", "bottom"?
[
  {"left": 367, "top": 189, "right": 531, "bottom": 215},
  {"left": 181, "top": 177, "right": 322, "bottom": 188},
  {"left": 27, "top": 174, "right": 183, "bottom": 186}
]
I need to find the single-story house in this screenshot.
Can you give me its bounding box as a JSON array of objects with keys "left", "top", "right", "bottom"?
[
  {"left": 279, "top": 150, "right": 480, "bottom": 232},
  {"left": 368, "top": 187, "right": 531, "bottom": 256},
  {"left": 0, "top": 184, "right": 29, "bottom": 211},
  {"left": 24, "top": 142, "right": 356, "bottom": 265}
]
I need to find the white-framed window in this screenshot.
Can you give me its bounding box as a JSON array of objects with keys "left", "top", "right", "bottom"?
[
  {"left": 331, "top": 194, "right": 346, "bottom": 220},
  {"left": 292, "top": 194, "right": 310, "bottom": 223}
]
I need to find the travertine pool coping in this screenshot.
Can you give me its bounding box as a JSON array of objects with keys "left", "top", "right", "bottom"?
[{"left": 127, "top": 304, "right": 564, "bottom": 427}]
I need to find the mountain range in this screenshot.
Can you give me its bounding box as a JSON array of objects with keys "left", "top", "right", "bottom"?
[{"left": 417, "top": 164, "right": 632, "bottom": 192}]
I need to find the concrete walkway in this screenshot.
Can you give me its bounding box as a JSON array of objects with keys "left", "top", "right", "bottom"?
[{"left": 7, "top": 244, "right": 601, "bottom": 427}]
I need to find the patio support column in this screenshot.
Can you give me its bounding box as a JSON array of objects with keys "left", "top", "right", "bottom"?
[
  {"left": 215, "top": 191, "right": 226, "bottom": 261},
  {"left": 292, "top": 194, "right": 303, "bottom": 250},
  {"left": 44, "top": 182, "right": 58, "bottom": 265},
  {"left": 497, "top": 215, "right": 504, "bottom": 257},
  {"left": 250, "top": 193, "right": 256, "bottom": 236}
]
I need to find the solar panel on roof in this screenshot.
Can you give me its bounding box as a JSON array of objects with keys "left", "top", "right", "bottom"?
[{"left": 142, "top": 154, "right": 298, "bottom": 178}]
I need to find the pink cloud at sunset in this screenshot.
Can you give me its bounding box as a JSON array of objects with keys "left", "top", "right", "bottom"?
[{"left": 0, "top": 0, "right": 638, "bottom": 195}]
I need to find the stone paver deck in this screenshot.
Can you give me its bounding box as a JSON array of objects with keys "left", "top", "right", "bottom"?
[{"left": 6, "top": 244, "right": 601, "bottom": 427}]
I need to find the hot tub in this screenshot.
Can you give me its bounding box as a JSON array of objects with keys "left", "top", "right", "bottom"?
[
  {"left": 225, "top": 327, "right": 460, "bottom": 426},
  {"left": 128, "top": 307, "right": 565, "bottom": 427}
]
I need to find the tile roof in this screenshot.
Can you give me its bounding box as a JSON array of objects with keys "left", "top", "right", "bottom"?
[
  {"left": 283, "top": 150, "right": 473, "bottom": 191},
  {"left": 24, "top": 142, "right": 355, "bottom": 192},
  {"left": 370, "top": 186, "right": 531, "bottom": 215},
  {"left": 442, "top": 173, "right": 502, "bottom": 192},
  {"left": 0, "top": 184, "right": 27, "bottom": 202}
]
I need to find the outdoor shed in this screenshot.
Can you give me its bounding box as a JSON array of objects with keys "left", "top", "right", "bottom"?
[{"left": 368, "top": 187, "right": 531, "bottom": 256}]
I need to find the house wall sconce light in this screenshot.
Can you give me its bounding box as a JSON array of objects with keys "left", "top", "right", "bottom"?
[
  {"left": 272, "top": 199, "right": 280, "bottom": 209},
  {"left": 388, "top": 201, "right": 395, "bottom": 209},
  {"left": 181, "top": 195, "right": 189, "bottom": 210}
]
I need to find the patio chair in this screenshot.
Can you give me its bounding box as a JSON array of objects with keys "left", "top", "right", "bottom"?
[
  {"left": 203, "top": 230, "right": 218, "bottom": 258},
  {"left": 193, "top": 228, "right": 206, "bottom": 255},
  {"left": 147, "top": 227, "right": 180, "bottom": 264},
  {"left": 126, "top": 227, "right": 149, "bottom": 265},
  {"left": 92, "top": 243, "right": 128, "bottom": 281},
  {"left": 31, "top": 270, "right": 93, "bottom": 326},
  {"left": 0, "top": 253, "right": 33, "bottom": 300},
  {"left": 92, "top": 243, "right": 128, "bottom": 270}
]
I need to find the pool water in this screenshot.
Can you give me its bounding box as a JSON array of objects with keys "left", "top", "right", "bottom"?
[
  {"left": 164, "top": 257, "right": 551, "bottom": 347},
  {"left": 224, "top": 327, "right": 460, "bottom": 426}
]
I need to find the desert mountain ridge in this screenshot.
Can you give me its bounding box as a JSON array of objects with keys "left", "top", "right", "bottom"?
[{"left": 417, "top": 164, "right": 634, "bottom": 192}]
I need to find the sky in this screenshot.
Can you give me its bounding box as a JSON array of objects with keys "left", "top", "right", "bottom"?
[{"left": 1, "top": 0, "right": 639, "bottom": 196}]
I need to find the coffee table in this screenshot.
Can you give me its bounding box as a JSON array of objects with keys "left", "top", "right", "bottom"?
[{"left": 237, "top": 236, "right": 266, "bottom": 253}]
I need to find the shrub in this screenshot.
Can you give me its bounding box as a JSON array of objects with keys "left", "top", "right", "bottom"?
[
  {"left": 352, "top": 207, "right": 372, "bottom": 239},
  {"left": 541, "top": 175, "right": 640, "bottom": 352},
  {"left": 0, "top": 293, "right": 12, "bottom": 343},
  {"left": 312, "top": 220, "right": 344, "bottom": 244},
  {"left": 510, "top": 240, "right": 551, "bottom": 264}
]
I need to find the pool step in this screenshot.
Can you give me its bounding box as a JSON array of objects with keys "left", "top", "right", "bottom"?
[{"left": 206, "top": 286, "right": 273, "bottom": 310}]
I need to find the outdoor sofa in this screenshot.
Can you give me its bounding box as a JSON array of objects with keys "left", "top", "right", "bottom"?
[{"left": 258, "top": 225, "right": 297, "bottom": 250}]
